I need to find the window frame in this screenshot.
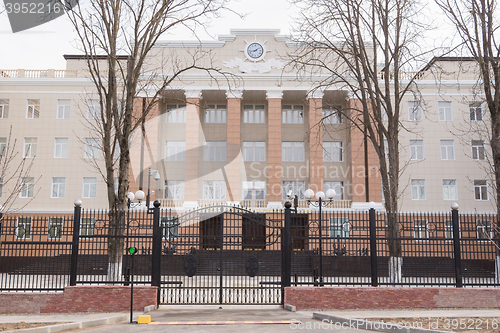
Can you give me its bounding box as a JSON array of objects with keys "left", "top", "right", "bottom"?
[
  {"left": 243, "top": 104, "right": 266, "bottom": 124},
  {"left": 48, "top": 217, "right": 64, "bottom": 240},
  {"left": 411, "top": 179, "right": 426, "bottom": 200},
  {"left": 413, "top": 219, "right": 429, "bottom": 240},
  {"left": 16, "top": 217, "right": 32, "bottom": 240},
  {"left": 282, "top": 180, "right": 305, "bottom": 200},
  {"left": 23, "top": 137, "right": 37, "bottom": 158},
  {"left": 86, "top": 99, "right": 101, "bottom": 119},
  {"left": 19, "top": 177, "right": 35, "bottom": 198},
  {"left": 203, "top": 141, "right": 226, "bottom": 161},
  {"left": 26, "top": 99, "right": 40, "bottom": 119},
  {"left": 469, "top": 101, "right": 483, "bottom": 121},
  {"left": 282, "top": 105, "right": 304, "bottom": 124},
  {"left": 472, "top": 140, "right": 486, "bottom": 161},
  {"left": 160, "top": 217, "right": 179, "bottom": 240},
  {"left": 204, "top": 104, "right": 227, "bottom": 124},
  {"left": 324, "top": 181, "right": 345, "bottom": 200},
  {"left": 0, "top": 99, "right": 9, "bottom": 118},
  {"left": 440, "top": 139, "right": 455, "bottom": 160},
  {"left": 166, "top": 104, "right": 186, "bottom": 123},
  {"left": 409, "top": 140, "right": 424, "bottom": 160},
  {"left": 51, "top": 177, "right": 66, "bottom": 198},
  {"left": 282, "top": 141, "right": 305, "bottom": 162},
  {"left": 82, "top": 177, "right": 97, "bottom": 198},
  {"left": 164, "top": 180, "right": 185, "bottom": 199},
  {"left": 243, "top": 141, "right": 266, "bottom": 162},
  {"left": 438, "top": 101, "right": 453, "bottom": 121},
  {"left": 442, "top": 179, "right": 458, "bottom": 201},
  {"left": 323, "top": 141, "right": 344, "bottom": 162},
  {"left": 56, "top": 99, "right": 71, "bottom": 119},
  {"left": 80, "top": 217, "right": 95, "bottom": 237},
  {"left": 165, "top": 140, "right": 186, "bottom": 161},
  {"left": 84, "top": 138, "right": 99, "bottom": 159},
  {"left": 329, "top": 217, "right": 349, "bottom": 238},
  {"left": 408, "top": 101, "right": 423, "bottom": 121},
  {"left": 474, "top": 179, "right": 489, "bottom": 201},
  {"left": 322, "top": 105, "right": 343, "bottom": 124},
  {"left": 54, "top": 138, "right": 69, "bottom": 158},
  {"left": 202, "top": 180, "right": 226, "bottom": 200}
]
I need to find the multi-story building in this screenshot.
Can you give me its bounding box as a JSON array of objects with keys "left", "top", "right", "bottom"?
[{"left": 0, "top": 29, "right": 494, "bottom": 213}]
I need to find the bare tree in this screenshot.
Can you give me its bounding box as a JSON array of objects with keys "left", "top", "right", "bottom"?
[
  {"left": 63, "top": 0, "right": 231, "bottom": 280},
  {"left": 0, "top": 126, "right": 41, "bottom": 220},
  {"left": 288, "top": 0, "right": 433, "bottom": 283}
]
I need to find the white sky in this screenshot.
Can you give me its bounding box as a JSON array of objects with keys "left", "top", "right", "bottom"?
[{"left": 0, "top": 0, "right": 298, "bottom": 69}]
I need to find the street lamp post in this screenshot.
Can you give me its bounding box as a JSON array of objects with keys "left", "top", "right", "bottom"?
[
  {"left": 146, "top": 168, "right": 160, "bottom": 211},
  {"left": 304, "top": 188, "right": 336, "bottom": 286}
]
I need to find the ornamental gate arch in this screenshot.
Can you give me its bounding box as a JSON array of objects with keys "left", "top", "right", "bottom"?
[{"left": 158, "top": 206, "right": 283, "bottom": 305}]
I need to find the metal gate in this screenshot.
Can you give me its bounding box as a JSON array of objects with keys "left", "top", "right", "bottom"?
[{"left": 158, "top": 206, "right": 283, "bottom": 305}]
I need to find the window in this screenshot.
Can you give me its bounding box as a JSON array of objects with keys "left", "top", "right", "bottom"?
[
  {"left": 0, "top": 137, "right": 6, "bottom": 157},
  {"left": 440, "top": 140, "right": 455, "bottom": 160},
  {"left": 438, "top": 101, "right": 452, "bottom": 121},
  {"left": 166, "top": 104, "right": 186, "bottom": 123},
  {"left": 54, "top": 138, "right": 68, "bottom": 158},
  {"left": 322, "top": 106, "right": 342, "bottom": 124},
  {"left": 323, "top": 141, "right": 343, "bottom": 162},
  {"left": 470, "top": 101, "right": 483, "bottom": 121},
  {"left": 26, "top": 99, "right": 40, "bottom": 119},
  {"left": 203, "top": 141, "right": 226, "bottom": 161},
  {"left": 408, "top": 101, "right": 423, "bottom": 121},
  {"left": 444, "top": 219, "right": 460, "bottom": 239},
  {"left": 243, "top": 105, "right": 265, "bottom": 123},
  {"left": 477, "top": 220, "right": 492, "bottom": 240},
  {"left": 165, "top": 141, "right": 186, "bottom": 161},
  {"left": 474, "top": 180, "right": 488, "bottom": 201},
  {"left": 160, "top": 217, "right": 179, "bottom": 240},
  {"left": 203, "top": 181, "right": 226, "bottom": 200},
  {"left": 48, "top": 217, "right": 63, "bottom": 239},
  {"left": 243, "top": 142, "right": 266, "bottom": 161},
  {"left": 282, "top": 142, "right": 305, "bottom": 162},
  {"left": 80, "top": 217, "right": 95, "bottom": 237},
  {"left": 409, "top": 140, "right": 424, "bottom": 160},
  {"left": 20, "top": 177, "right": 34, "bottom": 198},
  {"left": 383, "top": 139, "right": 389, "bottom": 160},
  {"left": 57, "top": 99, "right": 71, "bottom": 119},
  {"left": 84, "top": 138, "right": 99, "bottom": 159},
  {"left": 23, "top": 137, "right": 37, "bottom": 158},
  {"left": 282, "top": 105, "right": 304, "bottom": 124},
  {"left": 330, "top": 217, "right": 349, "bottom": 238},
  {"left": 0, "top": 99, "right": 9, "bottom": 118},
  {"left": 282, "top": 181, "right": 305, "bottom": 200},
  {"left": 164, "top": 180, "right": 184, "bottom": 199},
  {"left": 324, "top": 181, "right": 344, "bottom": 200},
  {"left": 472, "top": 140, "right": 486, "bottom": 160},
  {"left": 242, "top": 181, "right": 266, "bottom": 200},
  {"left": 82, "top": 177, "right": 97, "bottom": 198},
  {"left": 442, "top": 179, "right": 457, "bottom": 200},
  {"left": 51, "top": 177, "right": 66, "bottom": 198},
  {"left": 114, "top": 177, "right": 119, "bottom": 195},
  {"left": 411, "top": 179, "right": 426, "bottom": 200},
  {"left": 204, "top": 105, "right": 227, "bottom": 123},
  {"left": 413, "top": 219, "right": 429, "bottom": 239},
  {"left": 16, "top": 217, "right": 31, "bottom": 239},
  {"left": 86, "top": 99, "right": 101, "bottom": 119}
]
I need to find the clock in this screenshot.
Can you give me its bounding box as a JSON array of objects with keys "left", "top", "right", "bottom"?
[{"left": 247, "top": 42, "right": 264, "bottom": 59}]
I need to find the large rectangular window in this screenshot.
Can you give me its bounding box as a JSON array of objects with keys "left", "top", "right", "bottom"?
[
  {"left": 24, "top": 137, "right": 37, "bottom": 158},
  {"left": 474, "top": 180, "right": 488, "bottom": 201},
  {"left": 243, "top": 142, "right": 266, "bottom": 161},
  {"left": 26, "top": 99, "right": 40, "bottom": 119},
  {"left": 84, "top": 138, "right": 99, "bottom": 159},
  {"left": 413, "top": 219, "right": 429, "bottom": 239},
  {"left": 440, "top": 140, "right": 455, "bottom": 160},
  {"left": 243, "top": 105, "right": 265, "bottom": 123},
  {"left": 0, "top": 99, "right": 9, "bottom": 118},
  {"left": 242, "top": 181, "right": 266, "bottom": 200},
  {"left": 411, "top": 179, "right": 426, "bottom": 200},
  {"left": 282, "top": 181, "right": 305, "bottom": 200},
  {"left": 408, "top": 101, "right": 423, "bottom": 121},
  {"left": 16, "top": 217, "right": 32, "bottom": 239},
  {"left": 442, "top": 179, "right": 457, "bottom": 200},
  {"left": 204, "top": 105, "right": 227, "bottom": 123},
  {"left": 48, "top": 217, "right": 63, "bottom": 240},
  {"left": 165, "top": 141, "right": 186, "bottom": 161},
  {"left": 477, "top": 220, "right": 492, "bottom": 240},
  {"left": 470, "top": 101, "right": 483, "bottom": 121},
  {"left": 203, "top": 141, "right": 226, "bottom": 161},
  {"left": 282, "top": 105, "right": 304, "bottom": 124},
  {"left": 164, "top": 180, "right": 184, "bottom": 199},
  {"left": 438, "top": 101, "right": 452, "bottom": 121},
  {"left": 324, "top": 181, "right": 344, "bottom": 200},
  {"left": 410, "top": 140, "right": 424, "bottom": 160},
  {"left": 472, "top": 140, "right": 486, "bottom": 160},
  {"left": 57, "top": 99, "right": 71, "bottom": 119},
  {"left": 80, "top": 217, "right": 95, "bottom": 237},
  {"left": 203, "top": 180, "right": 226, "bottom": 200},
  {"left": 86, "top": 99, "right": 101, "bottom": 119},
  {"left": 323, "top": 141, "right": 343, "bottom": 162},
  {"left": 444, "top": 219, "right": 460, "bottom": 240},
  {"left": 54, "top": 138, "right": 68, "bottom": 158},
  {"left": 282, "top": 142, "right": 305, "bottom": 162},
  {"left": 329, "top": 217, "right": 349, "bottom": 238},
  {"left": 166, "top": 104, "right": 186, "bottom": 123},
  {"left": 82, "top": 177, "right": 97, "bottom": 198},
  {"left": 322, "top": 106, "right": 342, "bottom": 124},
  {"left": 160, "top": 217, "right": 179, "bottom": 240},
  {"left": 51, "top": 177, "right": 66, "bottom": 198},
  {"left": 20, "top": 177, "right": 34, "bottom": 198}
]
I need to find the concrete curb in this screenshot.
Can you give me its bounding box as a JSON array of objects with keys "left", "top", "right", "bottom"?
[
  {"left": 4, "top": 314, "right": 128, "bottom": 333},
  {"left": 312, "top": 313, "right": 450, "bottom": 333}
]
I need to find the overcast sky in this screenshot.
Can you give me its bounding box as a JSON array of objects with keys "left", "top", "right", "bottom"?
[{"left": 0, "top": 0, "right": 298, "bottom": 69}]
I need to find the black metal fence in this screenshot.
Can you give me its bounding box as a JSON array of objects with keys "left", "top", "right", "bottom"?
[{"left": 0, "top": 203, "right": 499, "bottom": 301}]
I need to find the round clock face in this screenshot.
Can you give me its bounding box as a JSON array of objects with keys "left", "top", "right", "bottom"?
[{"left": 247, "top": 42, "right": 264, "bottom": 59}]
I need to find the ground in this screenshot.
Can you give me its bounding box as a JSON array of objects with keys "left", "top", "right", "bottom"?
[{"left": 0, "top": 322, "right": 61, "bottom": 331}]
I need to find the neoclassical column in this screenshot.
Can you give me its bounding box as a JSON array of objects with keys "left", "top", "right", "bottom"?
[
  {"left": 183, "top": 90, "right": 203, "bottom": 208},
  {"left": 307, "top": 90, "right": 324, "bottom": 194},
  {"left": 225, "top": 90, "right": 243, "bottom": 203},
  {"left": 266, "top": 90, "right": 283, "bottom": 208}
]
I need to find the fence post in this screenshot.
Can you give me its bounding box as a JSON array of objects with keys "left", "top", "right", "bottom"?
[
  {"left": 70, "top": 199, "right": 82, "bottom": 286},
  {"left": 369, "top": 204, "right": 378, "bottom": 287},
  {"left": 151, "top": 200, "right": 161, "bottom": 304},
  {"left": 451, "top": 203, "right": 463, "bottom": 287},
  {"left": 281, "top": 202, "right": 292, "bottom": 305}
]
